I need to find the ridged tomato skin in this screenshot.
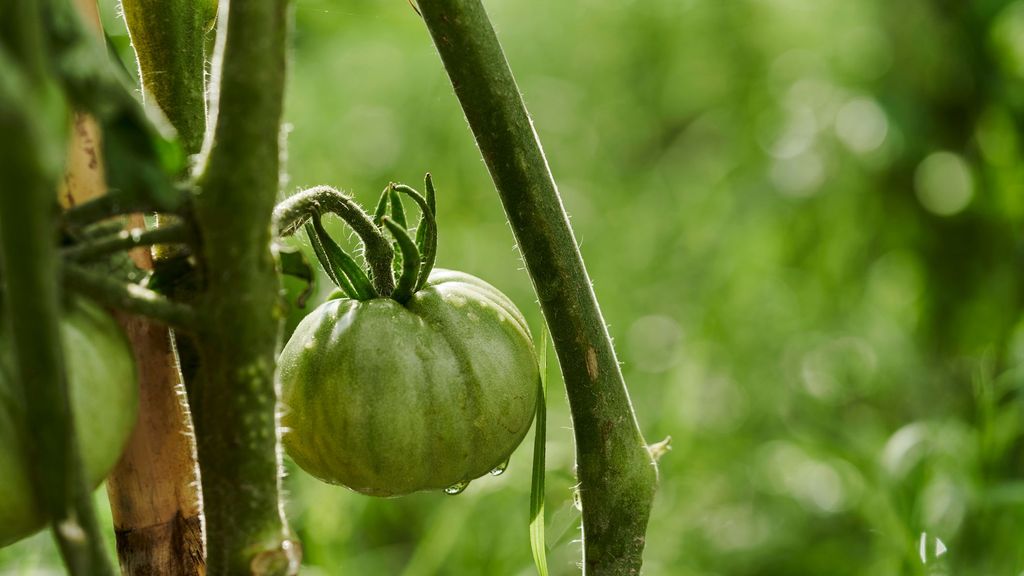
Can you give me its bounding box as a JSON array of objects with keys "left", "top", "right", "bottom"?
[
  {"left": 0, "top": 298, "right": 138, "bottom": 547},
  {"left": 279, "top": 269, "right": 538, "bottom": 497}
]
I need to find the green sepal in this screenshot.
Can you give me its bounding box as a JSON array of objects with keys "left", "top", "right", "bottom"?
[
  {"left": 392, "top": 183, "right": 437, "bottom": 291},
  {"left": 389, "top": 185, "right": 408, "bottom": 229},
  {"left": 304, "top": 221, "right": 352, "bottom": 298},
  {"left": 380, "top": 216, "right": 420, "bottom": 303},
  {"left": 372, "top": 185, "right": 390, "bottom": 225},
  {"left": 311, "top": 214, "right": 377, "bottom": 301},
  {"left": 424, "top": 172, "right": 437, "bottom": 215}
]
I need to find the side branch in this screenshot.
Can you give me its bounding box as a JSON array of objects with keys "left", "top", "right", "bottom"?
[
  {"left": 416, "top": 1, "right": 658, "bottom": 573},
  {"left": 63, "top": 264, "right": 197, "bottom": 330},
  {"left": 64, "top": 224, "right": 192, "bottom": 261}
]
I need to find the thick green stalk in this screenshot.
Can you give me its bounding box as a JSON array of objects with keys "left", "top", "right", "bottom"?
[
  {"left": 416, "top": 2, "right": 658, "bottom": 573},
  {"left": 190, "top": 0, "right": 297, "bottom": 573},
  {"left": 120, "top": 0, "right": 212, "bottom": 155},
  {"left": 0, "top": 19, "right": 115, "bottom": 576}
]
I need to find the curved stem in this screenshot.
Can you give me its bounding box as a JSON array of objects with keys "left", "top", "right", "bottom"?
[
  {"left": 273, "top": 186, "right": 395, "bottom": 296},
  {"left": 417, "top": 2, "right": 658, "bottom": 573},
  {"left": 392, "top": 183, "right": 437, "bottom": 290},
  {"left": 381, "top": 216, "right": 420, "bottom": 304},
  {"left": 63, "top": 223, "right": 191, "bottom": 261}
]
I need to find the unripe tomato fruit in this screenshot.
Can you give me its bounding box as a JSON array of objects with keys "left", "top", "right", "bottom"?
[
  {"left": 279, "top": 269, "right": 538, "bottom": 497},
  {"left": 0, "top": 298, "right": 138, "bottom": 547}
]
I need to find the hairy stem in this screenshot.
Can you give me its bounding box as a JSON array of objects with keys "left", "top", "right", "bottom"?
[
  {"left": 273, "top": 185, "right": 395, "bottom": 296},
  {"left": 191, "top": 0, "right": 298, "bottom": 573},
  {"left": 416, "top": 2, "right": 658, "bottom": 573},
  {"left": 64, "top": 223, "right": 191, "bottom": 261},
  {"left": 63, "top": 264, "right": 197, "bottom": 330},
  {"left": 120, "top": 0, "right": 212, "bottom": 156},
  {"left": 62, "top": 193, "right": 166, "bottom": 227},
  {"left": 0, "top": 16, "right": 115, "bottom": 576}
]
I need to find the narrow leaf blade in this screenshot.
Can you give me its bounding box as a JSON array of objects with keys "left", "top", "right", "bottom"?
[{"left": 530, "top": 328, "right": 549, "bottom": 576}]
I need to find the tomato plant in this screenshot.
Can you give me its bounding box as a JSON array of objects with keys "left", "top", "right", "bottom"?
[
  {"left": 277, "top": 180, "right": 539, "bottom": 496},
  {"left": 0, "top": 0, "right": 656, "bottom": 571},
  {"left": 0, "top": 298, "right": 137, "bottom": 547}
]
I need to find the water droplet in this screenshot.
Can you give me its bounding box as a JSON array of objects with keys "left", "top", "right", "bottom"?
[
  {"left": 489, "top": 459, "right": 510, "bottom": 476},
  {"left": 444, "top": 480, "right": 469, "bottom": 495},
  {"left": 919, "top": 532, "right": 949, "bottom": 564}
]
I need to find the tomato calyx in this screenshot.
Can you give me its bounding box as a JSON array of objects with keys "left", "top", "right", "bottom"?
[{"left": 273, "top": 174, "right": 440, "bottom": 305}]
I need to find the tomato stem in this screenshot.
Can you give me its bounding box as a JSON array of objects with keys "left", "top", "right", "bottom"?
[
  {"left": 62, "top": 188, "right": 188, "bottom": 228},
  {"left": 188, "top": 0, "right": 300, "bottom": 569},
  {"left": 62, "top": 223, "right": 192, "bottom": 261},
  {"left": 381, "top": 216, "right": 421, "bottom": 304},
  {"left": 417, "top": 2, "right": 659, "bottom": 573},
  {"left": 273, "top": 186, "right": 396, "bottom": 296},
  {"left": 119, "top": 0, "right": 211, "bottom": 158},
  {"left": 63, "top": 264, "right": 198, "bottom": 330}
]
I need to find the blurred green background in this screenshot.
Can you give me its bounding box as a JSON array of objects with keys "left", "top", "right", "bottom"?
[{"left": 6, "top": 0, "right": 1024, "bottom": 573}]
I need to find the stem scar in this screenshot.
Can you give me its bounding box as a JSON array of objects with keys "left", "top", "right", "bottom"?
[{"left": 586, "top": 347, "right": 598, "bottom": 380}]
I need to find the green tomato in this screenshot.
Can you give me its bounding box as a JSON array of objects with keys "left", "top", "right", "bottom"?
[
  {"left": 279, "top": 268, "right": 539, "bottom": 497},
  {"left": 0, "top": 298, "right": 138, "bottom": 547}
]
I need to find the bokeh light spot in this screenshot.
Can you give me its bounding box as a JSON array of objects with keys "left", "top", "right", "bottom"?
[
  {"left": 835, "top": 97, "right": 888, "bottom": 154},
  {"left": 914, "top": 151, "right": 974, "bottom": 216}
]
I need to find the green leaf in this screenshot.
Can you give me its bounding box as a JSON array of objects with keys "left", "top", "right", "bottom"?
[
  {"left": 101, "top": 110, "right": 185, "bottom": 212},
  {"left": 530, "top": 328, "right": 549, "bottom": 576},
  {"left": 278, "top": 244, "right": 316, "bottom": 309}
]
